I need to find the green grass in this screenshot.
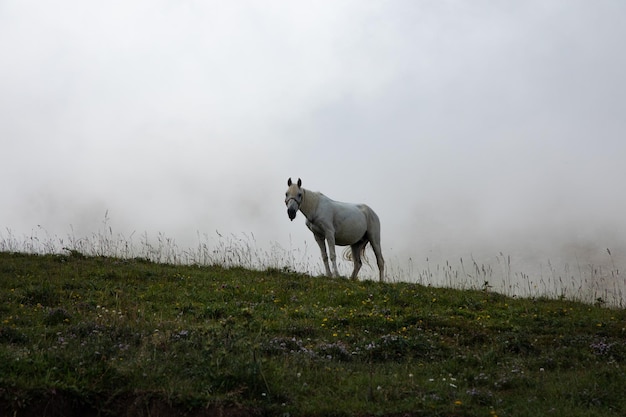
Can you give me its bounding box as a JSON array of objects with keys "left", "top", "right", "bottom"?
[{"left": 1, "top": 251, "right": 625, "bottom": 416}]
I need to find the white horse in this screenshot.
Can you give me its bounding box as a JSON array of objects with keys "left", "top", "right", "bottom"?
[{"left": 284, "top": 178, "right": 385, "bottom": 282}]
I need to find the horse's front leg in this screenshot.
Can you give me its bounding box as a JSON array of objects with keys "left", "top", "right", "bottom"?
[
  {"left": 313, "top": 234, "right": 332, "bottom": 277},
  {"left": 325, "top": 233, "right": 340, "bottom": 277}
]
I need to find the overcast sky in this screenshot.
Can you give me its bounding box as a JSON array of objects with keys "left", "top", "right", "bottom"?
[{"left": 2, "top": 1, "right": 625, "bottom": 282}]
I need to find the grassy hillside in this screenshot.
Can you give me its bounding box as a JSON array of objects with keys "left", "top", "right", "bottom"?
[{"left": 1, "top": 251, "right": 625, "bottom": 416}]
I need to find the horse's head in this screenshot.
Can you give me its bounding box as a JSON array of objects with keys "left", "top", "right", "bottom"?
[{"left": 285, "top": 177, "right": 303, "bottom": 221}]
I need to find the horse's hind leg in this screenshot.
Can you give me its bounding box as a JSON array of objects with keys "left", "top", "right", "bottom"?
[
  {"left": 364, "top": 208, "right": 385, "bottom": 282},
  {"left": 369, "top": 238, "right": 385, "bottom": 282},
  {"left": 349, "top": 240, "right": 367, "bottom": 280}
]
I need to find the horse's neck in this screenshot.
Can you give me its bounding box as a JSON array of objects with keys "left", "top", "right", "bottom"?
[{"left": 300, "top": 188, "right": 322, "bottom": 219}]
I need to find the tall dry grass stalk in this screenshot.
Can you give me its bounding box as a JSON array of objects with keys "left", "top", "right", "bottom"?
[{"left": 1, "top": 216, "right": 624, "bottom": 307}]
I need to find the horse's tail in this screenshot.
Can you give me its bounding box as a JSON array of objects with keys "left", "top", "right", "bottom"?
[{"left": 342, "top": 241, "right": 372, "bottom": 268}]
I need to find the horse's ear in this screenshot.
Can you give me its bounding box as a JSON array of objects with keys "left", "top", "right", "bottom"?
[
  {"left": 297, "top": 178, "right": 302, "bottom": 187},
  {"left": 288, "top": 178, "right": 292, "bottom": 186}
]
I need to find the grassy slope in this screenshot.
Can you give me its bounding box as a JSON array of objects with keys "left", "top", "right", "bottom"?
[{"left": 1, "top": 251, "right": 625, "bottom": 417}]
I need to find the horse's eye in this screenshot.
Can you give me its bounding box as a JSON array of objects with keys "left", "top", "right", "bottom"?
[{"left": 298, "top": 193, "right": 302, "bottom": 198}]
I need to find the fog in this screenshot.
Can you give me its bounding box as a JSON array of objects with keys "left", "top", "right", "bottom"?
[{"left": 2, "top": 1, "right": 625, "bottom": 301}]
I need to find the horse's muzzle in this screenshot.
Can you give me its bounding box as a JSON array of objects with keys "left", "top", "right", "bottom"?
[{"left": 287, "top": 207, "right": 297, "bottom": 221}]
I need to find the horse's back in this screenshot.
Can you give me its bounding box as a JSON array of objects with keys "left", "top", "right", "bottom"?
[{"left": 327, "top": 198, "right": 380, "bottom": 230}]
